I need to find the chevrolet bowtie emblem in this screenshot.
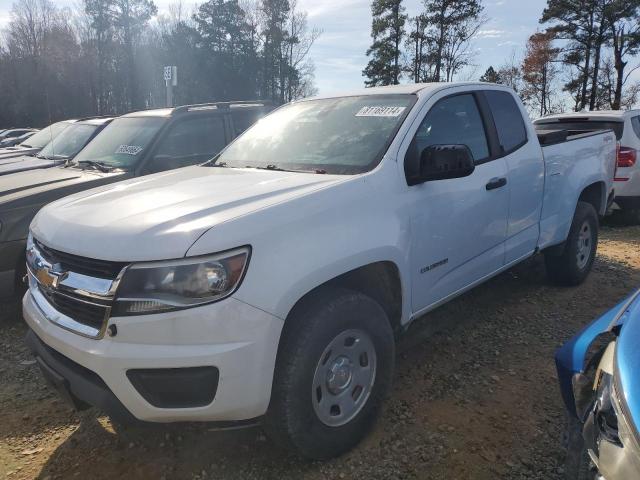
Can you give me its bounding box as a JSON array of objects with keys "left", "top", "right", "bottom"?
[{"left": 36, "top": 263, "right": 68, "bottom": 289}]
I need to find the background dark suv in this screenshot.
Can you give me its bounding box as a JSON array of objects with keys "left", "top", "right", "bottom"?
[{"left": 0, "top": 101, "right": 273, "bottom": 300}]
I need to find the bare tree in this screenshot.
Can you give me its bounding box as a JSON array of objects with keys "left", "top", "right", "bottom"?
[
  {"left": 498, "top": 50, "right": 523, "bottom": 93},
  {"left": 282, "top": 0, "right": 321, "bottom": 100}
]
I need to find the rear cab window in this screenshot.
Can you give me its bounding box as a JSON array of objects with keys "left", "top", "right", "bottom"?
[{"left": 484, "top": 90, "right": 527, "bottom": 154}]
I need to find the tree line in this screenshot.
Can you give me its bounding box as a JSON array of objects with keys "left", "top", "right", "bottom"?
[
  {"left": 363, "top": 0, "right": 640, "bottom": 116},
  {"left": 0, "top": 0, "right": 320, "bottom": 128}
]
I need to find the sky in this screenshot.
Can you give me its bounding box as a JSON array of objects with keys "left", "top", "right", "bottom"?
[{"left": 0, "top": 0, "right": 570, "bottom": 95}]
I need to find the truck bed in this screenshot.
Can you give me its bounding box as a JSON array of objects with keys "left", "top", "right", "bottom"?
[
  {"left": 537, "top": 128, "right": 617, "bottom": 250},
  {"left": 535, "top": 126, "right": 614, "bottom": 147}
]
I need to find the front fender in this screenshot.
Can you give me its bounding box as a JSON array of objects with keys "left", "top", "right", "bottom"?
[{"left": 186, "top": 164, "right": 413, "bottom": 325}]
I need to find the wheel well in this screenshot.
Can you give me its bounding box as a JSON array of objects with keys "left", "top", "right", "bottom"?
[
  {"left": 287, "top": 262, "right": 403, "bottom": 335},
  {"left": 579, "top": 182, "right": 604, "bottom": 215}
]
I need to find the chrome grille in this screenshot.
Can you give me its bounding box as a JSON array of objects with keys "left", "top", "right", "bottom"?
[
  {"left": 38, "top": 287, "right": 110, "bottom": 332},
  {"left": 34, "top": 238, "right": 125, "bottom": 280},
  {"left": 27, "top": 236, "right": 126, "bottom": 339}
]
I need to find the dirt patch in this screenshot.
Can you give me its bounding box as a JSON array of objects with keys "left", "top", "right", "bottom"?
[{"left": 1, "top": 225, "right": 639, "bottom": 480}]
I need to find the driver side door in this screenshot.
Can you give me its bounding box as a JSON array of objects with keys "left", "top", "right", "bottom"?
[{"left": 406, "top": 91, "right": 510, "bottom": 313}]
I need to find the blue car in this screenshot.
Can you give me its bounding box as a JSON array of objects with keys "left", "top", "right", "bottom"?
[{"left": 556, "top": 289, "right": 640, "bottom": 479}]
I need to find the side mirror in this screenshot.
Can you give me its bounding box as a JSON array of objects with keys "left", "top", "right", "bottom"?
[{"left": 417, "top": 144, "right": 475, "bottom": 183}]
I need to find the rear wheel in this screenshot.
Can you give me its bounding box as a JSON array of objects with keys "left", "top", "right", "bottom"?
[
  {"left": 264, "top": 288, "right": 395, "bottom": 459},
  {"left": 545, "top": 201, "right": 598, "bottom": 286}
]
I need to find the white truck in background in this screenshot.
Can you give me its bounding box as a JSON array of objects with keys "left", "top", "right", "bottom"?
[
  {"left": 23, "top": 82, "right": 616, "bottom": 459},
  {"left": 535, "top": 110, "right": 640, "bottom": 224}
]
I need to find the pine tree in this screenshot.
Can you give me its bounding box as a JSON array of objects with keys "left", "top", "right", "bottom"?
[
  {"left": 111, "top": 0, "right": 158, "bottom": 110},
  {"left": 423, "top": 0, "right": 484, "bottom": 82},
  {"left": 605, "top": 0, "right": 640, "bottom": 110},
  {"left": 363, "top": 0, "right": 407, "bottom": 87},
  {"left": 195, "top": 0, "right": 256, "bottom": 100},
  {"left": 479, "top": 66, "right": 501, "bottom": 83},
  {"left": 540, "top": 0, "right": 606, "bottom": 111}
]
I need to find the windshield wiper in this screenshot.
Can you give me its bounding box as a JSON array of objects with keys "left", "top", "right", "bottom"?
[
  {"left": 76, "top": 160, "right": 114, "bottom": 173},
  {"left": 208, "top": 161, "right": 229, "bottom": 168},
  {"left": 36, "top": 153, "right": 69, "bottom": 160},
  {"left": 248, "top": 164, "right": 327, "bottom": 174}
]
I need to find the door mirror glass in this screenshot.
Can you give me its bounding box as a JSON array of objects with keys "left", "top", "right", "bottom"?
[{"left": 418, "top": 144, "right": 475, "bottom": 182}]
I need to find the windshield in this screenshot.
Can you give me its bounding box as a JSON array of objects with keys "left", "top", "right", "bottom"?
[
  {"left": 37, "top": 123, "right": 98, "bottom": 159},
  {"left": 216, "top": 95, "right": 415, "bottom": 174},
  {"left": 23, "top": 121, "right": 71, "bottom": 148},
  {"left": 73, "top": 117, "right": 166, "bottom": 169}
]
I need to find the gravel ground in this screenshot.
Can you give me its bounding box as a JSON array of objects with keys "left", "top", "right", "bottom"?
[{"left": 1, "top": 224, "right": 639, "bottom": 480}]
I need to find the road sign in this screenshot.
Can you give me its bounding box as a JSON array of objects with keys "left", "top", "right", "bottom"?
[
  {"left": 163, "top": 66, "right": 172, "bottom": 82},
  {"left": 171, "top": 66, "right": 177, "bottom": 87}
]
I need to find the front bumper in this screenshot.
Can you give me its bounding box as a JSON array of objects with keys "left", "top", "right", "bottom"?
[{"left": 23, "top": 290, "right": 284, "bottom": 423}]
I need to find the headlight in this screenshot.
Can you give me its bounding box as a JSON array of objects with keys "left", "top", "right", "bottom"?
[{"left": 113, "top": 246, "right": 250, "bottom": 315}]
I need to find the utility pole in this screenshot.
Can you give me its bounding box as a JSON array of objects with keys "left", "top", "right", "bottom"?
[{"left": 164, "top": 66, "right": 177, "bottom": 107}]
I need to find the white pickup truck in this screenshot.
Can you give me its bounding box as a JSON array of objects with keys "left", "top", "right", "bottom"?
[{"left": 23, "top": 83, "right": 616, "bottom": 459}]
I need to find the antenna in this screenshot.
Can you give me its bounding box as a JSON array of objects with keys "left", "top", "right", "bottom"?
[{"left": 43, "top": 83, "right": 55, "bottom": 158}]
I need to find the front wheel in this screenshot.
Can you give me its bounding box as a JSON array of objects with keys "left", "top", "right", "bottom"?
[
  {"left": 545, "top": 201, "right": 598, "bottom": 286},
  {"left": 264, "top": 288, "right": 395, "bottom": 459}
]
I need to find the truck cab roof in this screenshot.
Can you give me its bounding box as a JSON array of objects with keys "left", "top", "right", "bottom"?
[{"left": 307, "top": 82, "right": 508, "bottom": 102}]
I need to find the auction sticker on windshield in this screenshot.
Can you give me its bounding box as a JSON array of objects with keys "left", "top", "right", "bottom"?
[
  {"left": 355, "top": 106, "right": 406, "bottom": 117},
  {"left": 116, "top": 145, "right": 143, "bottom": 155}
]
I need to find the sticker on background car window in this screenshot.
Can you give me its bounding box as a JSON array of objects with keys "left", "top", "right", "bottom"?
[
  {"left": 355, "top": 106, "right": 406, "bottom": 118},
  {"left": 116, "top": 145, "right": 143, "bottom": 155}
]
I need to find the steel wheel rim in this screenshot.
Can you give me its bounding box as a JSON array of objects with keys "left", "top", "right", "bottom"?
[
  {"left": 311, "top": 329, "right": 377, "bottom": 427},
  {"left": 576, "top": 221, "right": 592, "bottom": 270}
]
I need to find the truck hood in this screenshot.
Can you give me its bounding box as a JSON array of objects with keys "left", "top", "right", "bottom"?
[
  {"left": 0, "top": 166, "right": 124, "bottom": 204},
  {"left": 0, "top": 146, "right": 39, "bottom": 160},
  {"left": 32, "top": 166, "right": 346, "bottom": 261},
  {"left": 615, "top": 291, "right": 640, "bottom": 436},
  {"left": 0, "top": 155, "right": 61, "bottom": 176}
]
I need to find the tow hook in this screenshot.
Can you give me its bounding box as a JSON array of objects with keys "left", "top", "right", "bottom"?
[{"left": 107, "top": 324, "right": 118, "bottom": 337}]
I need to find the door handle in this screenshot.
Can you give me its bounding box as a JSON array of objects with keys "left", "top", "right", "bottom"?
[{"left": 486, "top": 177, "right": 507, "bottom": 191}]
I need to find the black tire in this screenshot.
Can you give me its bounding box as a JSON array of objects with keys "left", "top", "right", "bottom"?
[
  {"left": 264, "top": 287, "right": 395, "bottom": 460},
  {"left": 545, "top": 201, "right": 598, "bottom": 286}
]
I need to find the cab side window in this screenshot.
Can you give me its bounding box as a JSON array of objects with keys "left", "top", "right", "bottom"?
[
  {"left": 413, "top": 94, "right": 489, "bottom": 163},
  {"left": 147, "top": 115, "right": 227, "bottom": 173}
]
